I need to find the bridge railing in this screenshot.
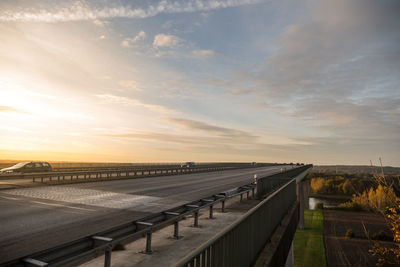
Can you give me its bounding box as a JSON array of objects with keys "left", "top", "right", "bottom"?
[
  {"left": 174, "top": 177, "right": 298, "bottom": 267},
  {"left": 256, "top": 164, "right": 313, "bottom": 198},
  {"left": 0, "top": 164, "right": 265, "bottom": 183}
]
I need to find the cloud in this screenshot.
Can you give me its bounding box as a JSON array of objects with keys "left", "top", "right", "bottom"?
[
  {"left": 121, "top": 31, "right": 146, "bottom": 48},
  {"left": 0, "top": 105, "right": 23, "bottom": 113},
  {"left": 99, "top": 35, "right": 106, "bottom": 40},
  {"left": 0, "top": 0, "right": 263, "bottom": 22},
  {"left": 191, "top": 49, "right": 215, "bottom": 59},
  {"left": 153, "top": 34, "right": 181, "bottom": 48},
  {"left": 118, "top": 80, "right": 142, "bottom": 91},
  {"left": 213, "top": 0, "right": 400, "bottom": 152},
  {"left": 92, "top": 19, "right": 109, "bottom": 27},
  {"left": 96, "top": 94, "right": 175, "bottom": 113},
  {"left": 163, "top": 117, "right": 258, "bottom": 140}
]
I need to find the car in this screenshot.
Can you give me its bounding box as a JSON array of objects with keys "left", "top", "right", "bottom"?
[
  {"left": 0, "top": 161, "right": 52, "bottom": 175},
  {"left": 180, "top": 162, "right": 195, "bottom": 168}
]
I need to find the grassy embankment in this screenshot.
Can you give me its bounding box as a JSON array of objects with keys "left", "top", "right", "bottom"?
[{"left": 294, "top": 209, "right": 327, "bottom": 267}]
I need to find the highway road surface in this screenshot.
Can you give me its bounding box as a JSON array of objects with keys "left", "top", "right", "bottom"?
[{"left": 0, "top": 165, "right": 287, "bottom": 264}]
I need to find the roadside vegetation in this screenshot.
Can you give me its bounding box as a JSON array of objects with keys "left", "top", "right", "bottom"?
[
  {"left": 309, "top": 167, "right": 400, "bottom": 197},
  {"left": 312, "top": 162, "right": 400, "bottom": 266},
  {"left": 294, "top": 210, "right": 327, "bottom": 267}
]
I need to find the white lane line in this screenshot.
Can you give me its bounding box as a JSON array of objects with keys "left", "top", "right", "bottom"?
[
  {"left": 30, "top": 201, "right": 96, "bottom": 212},
  {"left": 0, "top": 196, "right": 20, "bottom": 201}
]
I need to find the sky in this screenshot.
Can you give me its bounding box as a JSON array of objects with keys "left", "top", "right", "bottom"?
[{"left": 0, "top": 0, "right": 399, "bottom": 166}]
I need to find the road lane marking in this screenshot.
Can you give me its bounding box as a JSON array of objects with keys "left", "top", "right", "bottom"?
[
  {"left": 30, "top": 201, "right": 96, "bottom": 212},
  {"left": 5, "top": 187, "right": 164, "bottom": 210},
  {"left": 0, "top": 196, "right": 20, "bottom": 201}
]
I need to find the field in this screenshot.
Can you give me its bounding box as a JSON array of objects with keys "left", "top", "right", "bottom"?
[
  {"left": 323, "top": 210, "right": 395, "bottom": 266},
  {"left": 294, "top": 209, "right": 327, "bottom": 267}
]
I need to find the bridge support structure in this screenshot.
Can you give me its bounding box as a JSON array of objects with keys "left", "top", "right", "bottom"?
[{"left": 296, "top": 177, "right": 310, "bottom": 230}]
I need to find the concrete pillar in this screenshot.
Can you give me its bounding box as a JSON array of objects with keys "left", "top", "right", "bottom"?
[
  {"left": 297, "top": 181, "right": 305, "bottom": 229},
  {"left": 304, "top": 179, "right": 310, "bottom": 210},
  {"left": 284, "top": 241, "right": 294, "bottom": 267}
]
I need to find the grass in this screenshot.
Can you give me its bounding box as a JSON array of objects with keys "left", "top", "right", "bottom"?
[{"left": 294, "top": 209, "right": 327, "bottom": 267}]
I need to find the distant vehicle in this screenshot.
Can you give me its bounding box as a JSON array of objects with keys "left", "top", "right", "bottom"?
[
  {"left": 0, "top": 161, "right": 52, "bottom": 175},
  {"left": 251, "top": 162, "right": 257, "bottom": 166},
  {"left": 181, "top": 162, "right": 195, "bottom": 168}
]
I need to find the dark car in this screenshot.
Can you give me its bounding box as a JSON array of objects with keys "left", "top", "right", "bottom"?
[
  {"left": 180, "top": 162, "right": 195, "bottom": 168},
  {"left": 0, "top": 161, "right": 52, "bottom": 175}
]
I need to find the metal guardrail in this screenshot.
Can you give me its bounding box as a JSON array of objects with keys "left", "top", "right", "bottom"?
[
  {"left": 174, "top": 166, "right": 311, "bottom": 267},
  {"left": 3, "top": 183, "right": 258, "bottom": 267},
  {"left": 52, "top": 163, "right": 277, "bottom": 172},
  {"left": 256, "top": 202, "right": 300, "bottom": 267},
  {"left": 0, "top": 162, "right": 279, "bottom": 171},
  {"left": 0, "top": 165, "right": 260, "bottom": 183},
  {"left": 256, "top": 164, "right": 313, "bottom": 198}
]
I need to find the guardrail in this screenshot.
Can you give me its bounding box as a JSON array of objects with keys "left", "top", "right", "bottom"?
[
  {"left": 3, "top": 183, "right": 258, "bottom": 267},
  {"left": 52, "top": 163, "right": 277, "bottom": 172},
  {"left": 174, "top": 177, "right": 298, "bottom": 267},
  {"left": 0, "top": 163, "right": 279, "bottom": 173},
  {"left": 0, "top": 164, "right": 268, "bottom": 183},
  {"left": 256, "top": 164, "right": 313, "bottom": 198}
]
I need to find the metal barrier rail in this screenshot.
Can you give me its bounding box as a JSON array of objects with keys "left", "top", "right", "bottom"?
[
  {"left": 256, "top": 164, "right": 313, "bottom": 198},
  {"left": 52, "top": 163, "right": 276, "bottom": 172},
  {"left": 3, "top": 184, "right": 258, "bottom": 267},
  {"left": 0, "top": 163, "right": 279, "bottom": 174},
  {"left": 0, "top": 165, "right": 261, "bottom": 183},
  {"left": 175, "top": 165, "right": 312, "bottom": 267},
  {"left": 174, "top": 165, "right": 313, "bottom": 267},
  {"left": 174, "top": 177, "right": 299, "bottom": 267}
]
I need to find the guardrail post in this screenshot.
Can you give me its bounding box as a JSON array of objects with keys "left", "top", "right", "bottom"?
[
  {"left": 252, "top": 188, "right": 255, "bottom": 198},
  {"left": 174, "top": 221, "right": 181, "bottom": 239},
  {"left": 240, "top": 193, "right": 243, "bottom": 202},
  {"left": 209, "top": 205, "right": 213, "bottom": 219},
  {"left": 246, "top": 191, "right": 249, "bottom": 199},
  {"left": 104, "top": 246, "right": 111, "bottom": 267},
  {"left": 194, "top": 212, "right": 199, "bottom": 227},
  {"left": 221, "top": 200, "right": 225, "bottom": 212},
  {"left": 145, "top": 232, "right": 152, "bottom": 254}
]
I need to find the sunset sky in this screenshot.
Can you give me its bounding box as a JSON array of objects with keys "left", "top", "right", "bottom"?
[{"left": 0, "top": 0, "right": 399, "bottom": 166}]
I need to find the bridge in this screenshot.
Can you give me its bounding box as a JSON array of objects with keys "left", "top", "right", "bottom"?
[{"left": 0, "top": 163, "right": 312, "bottom": 267}]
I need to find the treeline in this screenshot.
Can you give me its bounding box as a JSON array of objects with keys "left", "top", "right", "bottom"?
[
  {"left": 310, "top": 171, "right": 400, "bottom": 196},
  {"left": 310, "top": 176, "right": 372, "bottom": 195},
  {"left": 309, "top": 170, "right": 375, "bottom": 180},
  {"left": 313, "top": 165, "right": 400, "bottom": 175}
]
